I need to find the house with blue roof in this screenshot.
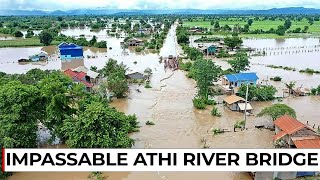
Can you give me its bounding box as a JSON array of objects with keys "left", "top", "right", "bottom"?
[
  {"left": 58, "top": 43, "right": 84, "bottom": 60},
  {"left": 222, "top": 72, "right": 259, "bottom": 88}
]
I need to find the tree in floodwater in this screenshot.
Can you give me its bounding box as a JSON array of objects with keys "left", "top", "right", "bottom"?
[
  {"left": 37, "top": 72, "right": 86, "bottom": 141},
  {"left": 39, "top": 30, "right": 53, "bottom": 46},
  {"left": 224, "top": 36, "right": 243, "bottom": 50},
  {"left": 228, "top": 52, "right": 250, "bottom": 73},
  {"left": 193, "top": 58, "right": 222, "bottom": 100},
  {"left": 257, "top": 104, "right": 296, "bottom": 121},
  {"left": 99, "top": 59, "right": 129, "bottom": 98},
  {"left": 238, "top": 85, "right": 277, "bottom": 101},
  {"left": 62, "top": 99, "right": 138, "bottom": 148},
  {"left": 285, "top": 81, "right": 296, "bottom": 95},
  {"left": 0, "top": 81, "right": 41, "bottom": 178},
  {"left": 107, "top": 71, "right": 129, "bottom": 98}
]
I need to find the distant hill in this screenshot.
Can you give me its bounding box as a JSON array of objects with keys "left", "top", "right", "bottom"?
[{"left": 1, "top": 7, "right": 320, "bottom": 16}]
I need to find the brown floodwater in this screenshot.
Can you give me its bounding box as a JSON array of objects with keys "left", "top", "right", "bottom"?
[{"left": 6, "top": 25, "right": 320, "bottom": 180}]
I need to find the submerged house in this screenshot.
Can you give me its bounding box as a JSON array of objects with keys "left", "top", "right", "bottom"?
[
  {"left": 64, "top": 69, "right": 94, "bottom": 92},
  {"left": 222, "top": 72, "right": 259, "bottom": 88},
  {"left": 126, "top": 72, "right": 145, "bottom": 80},
  {"left": 199, "top": 44, "right": 218, "bottom": 55},
  {"left": 271, "top": 115, "right": 320, "bottom": 179},
  {"left": 273, "top": 115, "right": 320, "bottom": 149},
  {"left": 189, "top": 27, "right": 203, "bottom": 33},
  {"left": 73, "top": 66, "right": 101, "bottom": 84},
  {"left": 127, "top": 38, "right": 144, "bottom": 46},
  {"left": 29, "top": 52, "right": 48, "bottom": 62},
  {"left": 58, "top": 43, "right": 84, "bottom": 60},
  {"left": 223, "top": 95, "right": 253, "bottom": 113}
]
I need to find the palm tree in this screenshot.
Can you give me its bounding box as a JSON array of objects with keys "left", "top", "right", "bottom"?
[{"left": 285, "top": 81, "right": 296, "bottom": 95}]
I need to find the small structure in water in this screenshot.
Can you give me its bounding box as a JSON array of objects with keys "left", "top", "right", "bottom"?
[
  {"left": 125, "top": 38, "right": 144, "bottom": 46},
  {"left": 58, "top": 42, "right": 84, "bottom": 60},
  {"left": 29, "top": 52, "right": 48, "bottom": 62},
  {"left": 223, "top": 95, "right": 253, "bottom": 113},
  {"left": 18, "top": 52, "right": 48, "bottom": 63},
  {"left": 199, "top": 44, "right": 222, "bottom": 55},
  {"left": 126, "top": 38, "right": 144, "bottom": 46},
  {"left": 125, "top": 72, "right": 145, "bottom": 80},
  {"left": 292, "top": 87, "right": 310, "bottom": 96},
  {"left": 222, "top": 72, "right": 259, "bottom": 88}
]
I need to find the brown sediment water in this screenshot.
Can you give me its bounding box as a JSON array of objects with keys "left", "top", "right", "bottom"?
[{"left": 6, "top": 25, "right": 320, "bottom": 180}]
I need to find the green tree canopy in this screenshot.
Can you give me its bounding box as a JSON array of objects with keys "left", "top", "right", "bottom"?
[
  {"left": 37, "top": 72, "right": 85, "bottom": 141},
  {"left": 228, "top": 52, "right": 250, "bottom": 73},
  {"left": 238, "top": 85, "right": 277, "bottom": 101},
  {"left": 62, "top": 99, "right": 138, "bottom": 148},
  {"left": 39, "top": 30, "right": 53, "bottom": 46},
  {"left": 257, "top": 104, "right": 296, "bottom": 120},
  {"left": 224, "top": 36, "right": 243, "bottom": 50},
  {"left": 0, "top": 81, "right": 40, "bottom": 148},
  {"left": 193, "top": 59, "right": 222, "bottom": 99},
  {"left": 13, "top": 30, "right": 23, "bottom": 37}
]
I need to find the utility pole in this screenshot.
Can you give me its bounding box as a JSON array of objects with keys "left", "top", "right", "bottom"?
[{"left": 243, "top": 82, "right": 249, "bottom": 130}]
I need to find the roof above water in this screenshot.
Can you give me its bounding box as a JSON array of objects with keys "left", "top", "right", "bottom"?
[
  {"left": 274, "top": 115, "right": 306, "bottom": 135},
  {"left": 58, "top": 42, "right": 83, "bottom": 50},
  {"left": 293, "top": 138, "right": 320, "bottom": 148},
  {"left": 238, "top": 103, "right": 253, "bottom": 111},
  {"left": 225, "top": 72, "right": 259, "bottom": 82},
  {"left": 223, "top": 95, "right": 245, "bottom": 104}
]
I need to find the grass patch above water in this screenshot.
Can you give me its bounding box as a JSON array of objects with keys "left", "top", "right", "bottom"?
[
  {"left": 0, "top": 38, "right": 60, "bottom": 48},
  {"left": 266, "top": 65, "right": 297, "bottom": 71}
]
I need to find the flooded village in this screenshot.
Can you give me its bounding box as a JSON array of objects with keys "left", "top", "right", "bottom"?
[{"left": 0, "top": 12, "right": 320, "bottom": 180}]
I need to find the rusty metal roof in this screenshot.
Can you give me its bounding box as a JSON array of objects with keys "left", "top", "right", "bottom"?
[
  {"left": 274, "top": 115, "right": 305, "bottom": 135},
  {"left": 293, "top": 138, "right": 320, "bottom": 148}
]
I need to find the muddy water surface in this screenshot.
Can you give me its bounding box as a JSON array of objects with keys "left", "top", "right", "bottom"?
[{"left": 6, "top": 26, "right": 320, "bottom": 180}]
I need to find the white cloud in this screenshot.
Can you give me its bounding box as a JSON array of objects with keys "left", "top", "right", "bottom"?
[{"left": 0, "top": 0, "right": 320, "bottom": 10}]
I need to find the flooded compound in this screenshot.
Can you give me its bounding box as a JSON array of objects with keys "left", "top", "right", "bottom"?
[{"left": 6, "top": 24, "right": 320, "bottom": 180}]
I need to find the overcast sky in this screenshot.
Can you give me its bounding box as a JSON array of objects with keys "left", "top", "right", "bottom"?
[{"left": 1, "top": 0, "right": 320, "bottom": 10}]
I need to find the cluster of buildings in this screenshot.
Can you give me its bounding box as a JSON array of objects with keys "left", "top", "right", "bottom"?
[{"left": 221, "top": 72, "right": 259, "bottom": 113}]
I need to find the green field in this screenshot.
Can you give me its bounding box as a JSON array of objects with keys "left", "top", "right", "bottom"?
[
  {"left": 0, "top": 38, "right": 60, "bottom": 48},
  {"left": 183, "top": 19, "right": 320, "bottom": 33}
]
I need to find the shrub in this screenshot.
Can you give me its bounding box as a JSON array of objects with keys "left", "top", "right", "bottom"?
[
  {"left": 180, "top": 61, "right": 193, "bottom": 71},
  {"left": 234, "top": 120, "right": 245, "bottom": 129},
  {"left": 135, "top": 47, "right": 144, "bottom": 52},
  {"left": 311, "top": 88, "right": 318, "bottom": 95},
  {"left": 146, "top": 121, "right": 155, "bottom": 125},
  {"left": 88, "top": 172, "right": 105, "bottom": 180},
  {"left": 271, "top": 76, "right": 282, "bottom": 81},
  {"left": 211, "top": 106, "right": 221, "bottom": 117},
  {"left": 193, "top": 97, "right": 207, "bottom": 109},
  {"left": 205, "top": 99, "right": 216, "bottom": 105},
  {"left": 212, "top": 128, "right": 223, "bottom": 135},
  {"left": 145, "top": 82, "right": 152, "bottom": 88}
]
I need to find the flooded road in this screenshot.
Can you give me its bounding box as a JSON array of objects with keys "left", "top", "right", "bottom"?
[{"left": 6, "top": 26, "right": 320, "bottom": 180}]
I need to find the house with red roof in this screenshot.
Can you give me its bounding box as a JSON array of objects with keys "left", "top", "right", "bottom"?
[
  {"left": 64, "top": 69, "right": 94, "bottom": 92},
  {"left": 273, "top": 115, "right": 320, "bottom": 149}
]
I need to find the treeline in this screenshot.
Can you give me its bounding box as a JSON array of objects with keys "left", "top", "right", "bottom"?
[
  {"left": 0, "top": 66, "right": 139, "bottom": 179},
  {"left": 184, "top": 14, "right": 320, "bottom": 23}
]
